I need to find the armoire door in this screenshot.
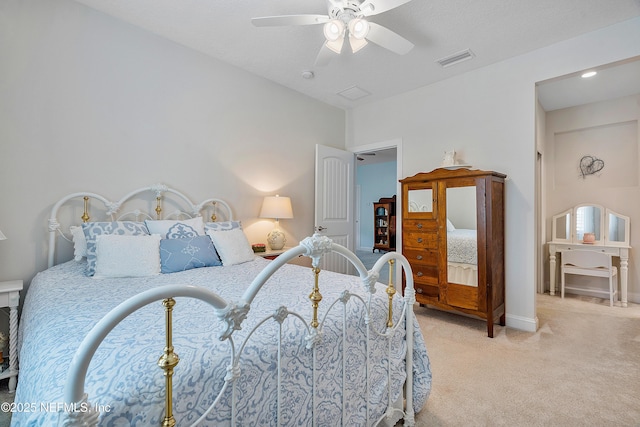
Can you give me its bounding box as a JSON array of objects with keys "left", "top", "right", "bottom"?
[
  {"left": 402, "top": 181, "right": 439, "bottom": 301},
  {"left": 440, "top": 177, "right": 482, "bottom": 311}
]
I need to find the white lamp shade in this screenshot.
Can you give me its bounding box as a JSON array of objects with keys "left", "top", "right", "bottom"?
[
  {"left": 260, "top": 196, "right": 294, "bottom": 220},
  {"left": 0, "top": 229, "right": 6, "bottom": 241},
  {"left": 323, "top": 20, "right": 344, "bottom": 42},
  {"left": 348, "top": 18, "right": 369, "bottom": 39}
]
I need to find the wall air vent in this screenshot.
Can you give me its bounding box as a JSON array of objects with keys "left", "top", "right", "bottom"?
[{"left": 436, "top": 49, "right": 475, "bottom": 68}]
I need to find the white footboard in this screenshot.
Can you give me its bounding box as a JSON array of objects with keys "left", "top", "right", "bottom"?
[{"left": 58, "top": 233, "right": 418, "bottom": 426}]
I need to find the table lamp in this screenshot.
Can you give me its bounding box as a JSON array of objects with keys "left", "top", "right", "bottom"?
[{"left": 259, "top": 195, "right": 293, "bottom": 250}]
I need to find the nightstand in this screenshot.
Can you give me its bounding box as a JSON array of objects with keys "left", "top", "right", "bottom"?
[
  {"left": 256, "top": 248, "right": 312, "bottom": 267},
  {"left": 0, "top": 280, "right": 22, "bottom": 392},
  {"left": 256, "top": 248, "right": 290, "bottom": 260}
]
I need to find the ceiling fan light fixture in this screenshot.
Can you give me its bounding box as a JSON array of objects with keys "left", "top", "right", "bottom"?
[
  {"left": 348, "top": 18, "right": 370, "bottom": 39},
  {"left": 325, "top": 38, "right": 344, "bottom": 54},
  {"left": 349, "top": 34, "right": 368, "bottom": 53},
  {"left": 324, "top": 20, "right": 345, "bottom": 42}
]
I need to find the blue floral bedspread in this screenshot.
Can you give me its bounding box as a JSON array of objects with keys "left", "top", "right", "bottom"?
[{"left": 13, "top": 258, "right": 431, "bottom": 426}]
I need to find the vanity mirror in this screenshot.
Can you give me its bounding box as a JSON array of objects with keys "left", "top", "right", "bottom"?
[
  {"left": 550, "top": 204, "right": 630, "bottom": 246},
  {"left": 607, "top": 210, "right": 630, "bottom": 246}
]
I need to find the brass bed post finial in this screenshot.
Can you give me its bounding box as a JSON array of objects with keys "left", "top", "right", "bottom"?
[
  {"left": 81, "top": 196, "right": 90, "bottom": 223},
  {"left": 309, "top": 267, "right": 322, "bottom": 328},
  {"left": 158, "top": 298, "right": 179, "bottom": 427},
  {"left": 211, "top": 201, "right": 217, "bottom": 222},
  {"left": 155, "top": 196, "right": 162, "bottom": 220},
  {"left": 386, "top": 259, "right": 396, "bottom": 328}
]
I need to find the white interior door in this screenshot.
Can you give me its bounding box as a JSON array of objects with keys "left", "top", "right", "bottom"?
[{"left": 315, "top": 144, "right": 355, "bottom": 274}]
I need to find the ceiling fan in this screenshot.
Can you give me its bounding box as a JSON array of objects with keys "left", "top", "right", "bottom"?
[
  {"left": 252, "top": 0, "right": 415, "bottom": 66},
  {"left": 357, "top": 152, "right": 376, "bottom": 161}
]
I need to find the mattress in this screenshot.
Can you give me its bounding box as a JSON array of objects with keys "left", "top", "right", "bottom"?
[
  {"left": 14, "top": 258, "right": 431, "bottom": 426},
  {"left": 447, "top": 229, "right": 477, "bottom": 265}
]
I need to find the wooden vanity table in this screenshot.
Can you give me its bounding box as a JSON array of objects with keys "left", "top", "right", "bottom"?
[{"left": 547, "top": 204, "right": 631, "bottom": 306}]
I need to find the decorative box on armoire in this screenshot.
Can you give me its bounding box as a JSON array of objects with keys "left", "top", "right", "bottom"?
[
  {"left": 400, "top": 168, "right": 506, "bottom": 337},
  {"left": 373, "top": 196, "right": 396, "bottom": 253}
]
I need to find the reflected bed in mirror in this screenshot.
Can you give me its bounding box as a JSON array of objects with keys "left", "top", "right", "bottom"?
[{"left": 447, "top": 186, "right": 477, "bottom": 286}]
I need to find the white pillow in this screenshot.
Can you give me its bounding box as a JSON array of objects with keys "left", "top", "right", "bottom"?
[
  {"left": 145, "top": 217, "right": 205, "bottom": 239},
  {"left": 446, "top": 218, "right": 456, "bottom": 232},
  {"left": 93, "top": 234, "right": 161, "bottom": 278},
  {"left": 206, "top": 228, "right": 255, "bottom": 266},
  {"left": 70, "top": 225, "right": 87, "bottom": 261}
]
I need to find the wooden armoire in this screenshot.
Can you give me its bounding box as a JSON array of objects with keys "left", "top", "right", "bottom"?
[{"left": 400, "top": 168, "right": 506, "bottom": 337}]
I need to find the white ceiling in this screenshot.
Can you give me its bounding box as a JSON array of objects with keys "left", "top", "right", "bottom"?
[
  {"left": 537, "top": 56, "right": 640, "bottom": 111},
  {"left": 73, "top": 0, "right": 640, "bottom": 109}
]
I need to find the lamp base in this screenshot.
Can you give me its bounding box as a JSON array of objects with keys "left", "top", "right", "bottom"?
[{"left": 267, "top": 229, "right": 286, "bottom": 250}]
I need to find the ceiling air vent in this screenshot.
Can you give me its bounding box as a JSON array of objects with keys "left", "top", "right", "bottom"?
[
  {"left": 337, "top": 86, "right": 371, "bottom": 101},
  {"left": 436, "top": 49, "right": 475, "bottom": 68}
]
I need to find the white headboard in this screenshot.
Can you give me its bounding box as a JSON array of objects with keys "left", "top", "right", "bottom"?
[{"left": 47, "top": 183, "right": 233, "bottom": 268}]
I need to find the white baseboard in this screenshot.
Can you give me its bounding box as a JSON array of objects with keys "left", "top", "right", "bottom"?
[{"left": 505, "top": 313, "right": 539, "bottom": 332}]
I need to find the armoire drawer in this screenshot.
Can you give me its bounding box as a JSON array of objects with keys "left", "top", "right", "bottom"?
[
  {"left": 403, "top": 231, "right": 437, "bottom": 249},
  {"left": 403, "top": 219, "right": 437, "bottom": 232},
  {"left": 403, "top": 248, "right": 438, "bottom": 265},
  {"left": 414, "top": 283, "right": 439, "bottom": 299},
  {"left": 409, "top": 262, "right": 438, "bottom": 286}
]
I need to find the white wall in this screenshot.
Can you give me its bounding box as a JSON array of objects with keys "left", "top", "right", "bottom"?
[
  {"left": 544, "top": 94, "right": 640, "bottom": 300},
  {"left": 0, "top": 0, "right": 345, "bottom": 294},
  {"left": 347, "top": 17, "right": 640, "bottom": 331}
]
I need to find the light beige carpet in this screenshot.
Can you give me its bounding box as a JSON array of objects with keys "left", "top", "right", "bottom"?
[
  {"left": 411, "top": 294, "right": 640, "bottom": 427},
  {"left": 0, "top": 379, "right": 12, "bottom": 427}
]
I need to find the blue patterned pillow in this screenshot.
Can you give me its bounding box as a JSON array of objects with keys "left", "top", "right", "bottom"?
[
  {"left": 160, "top": 235, "right": 221, "bottom": 273},
  {"left": 82, "top": 221, "right": 150, "bottom": 276},
  {"left": 145, "top": 217, "right": 205, "bottom": 239},
  {"left": 204, "top": 220, "right": 242, "bottom": 233}
]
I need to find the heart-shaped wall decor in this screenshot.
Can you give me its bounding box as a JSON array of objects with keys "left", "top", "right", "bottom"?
[{"left": 579, "top": 155, "right": 604, "bottom": 178}]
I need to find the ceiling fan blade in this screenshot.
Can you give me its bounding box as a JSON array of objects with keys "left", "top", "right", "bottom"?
[
  {"left": 365, "top": 22, "right": 414, "bottom": 55},
  {"left": 252, "top": 14, "right": 330, "bottom": 27},
  {"left": 359, "top": 0, "right": 413, "bottom": 16},
  {"left": 314, "top": 44, "right": 335, "bottom": 67}
]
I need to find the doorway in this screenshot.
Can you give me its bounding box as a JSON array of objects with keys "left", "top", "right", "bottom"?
[
  {"left": 535, "top": 57, "right": 640, "bottom": 300},
  {"left": 353, "top": 140, "right": 403, "bottom": 283},
  {"left": 355, "top": 147, "right": 398, "bottom": 252}
]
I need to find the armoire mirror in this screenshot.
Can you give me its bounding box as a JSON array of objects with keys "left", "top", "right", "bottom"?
[
  {"left": 407, "top": 188, "right": 433, "bottom": 213},
  {"left": 446, "top": 185, "right": 477, "bottom": 286},
  {"left": 550, "top": 204, "right": 630, "bottom": 247}
]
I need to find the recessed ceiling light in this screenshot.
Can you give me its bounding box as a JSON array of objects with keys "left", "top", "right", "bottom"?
[{"left": 581, "top": 71, "right": 597, "bottom": 78}]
